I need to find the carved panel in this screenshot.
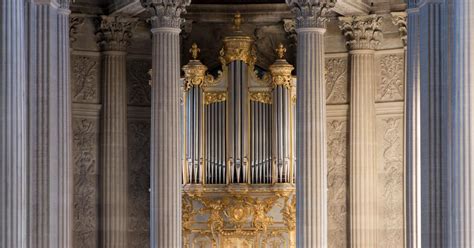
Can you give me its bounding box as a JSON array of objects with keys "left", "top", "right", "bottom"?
[
  {"left": 376, "top": 54, "right": 404, "bottom": 102},
  {"left": 327, "top": 120, "right": 348, "bottom": 248},
  {"left": 127, "top": 60, "right": 152, "bottom": 106},
  {"left": 325, "top": 58, "right": 349, "bottom": 104},
  {"left": 73, "top": 118, "right": 99, "bottom": 248},
  {"left": 127, "top": 120, "right": 151, "bottom": 248},
  {"left": 377, "top": 116, "right": 404, "bottom": 248},
  {"left": 72, "top": 55, "right": 100, "bottom": 103}
]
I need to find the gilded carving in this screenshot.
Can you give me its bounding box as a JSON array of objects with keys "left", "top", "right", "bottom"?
[
  {"left": 269, "top": 44, "right": 294, "bottom": 88},
  {"left": 73, "top": 118, "right": 99, "bottom": 248},
  {"left": 72, "top": 56, "right": 99, "bottom": 103},
  {"left": 325, "top": 58, "right": 348, "bottom": 104},
  {"left": 327, "top": 120, "right": 348, "bottom": 248},
  {"left": 281, "top": 195, "right": 296, "bottom": 231},
  {"left": 127, "top": 60, "right": 152, "bottom": 106},
  {"left": 339, "top": 15, "right": 383, "bottom": 50},
  {"left": 381, "top": 117, "right": 404, "bottom": 248},
  {"left": 250, "top": 92, "right": 272, "bottom": 104},
  {"left": 204, "top": 92, "right": 227, "bottom": 105},
  {"left": 128, "top": 121, "right": 151, "bottom": 248},
  {"left": 377, "top": 54, "right": 404, "bottom": 102}
]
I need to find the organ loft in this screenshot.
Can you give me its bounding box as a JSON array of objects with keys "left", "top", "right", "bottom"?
[{"left": 2, "top": 0, "right": 474, "bottom": 248}]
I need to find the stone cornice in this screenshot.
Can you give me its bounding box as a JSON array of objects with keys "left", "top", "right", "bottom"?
[
  {"left": 391, "top": 12, "right": 407, "bottom": 47},
  {"left": 286, "top": 0, "right": 335, "bottom": 29},
  {"left": 141, "top": 0, "right": 190, "bottom": 29},
  {"left": 96, "top": 15, "right": 138, "bottom": 52},
  {"left": 338, "top": 15, "right": 383, "bottom": 50}
]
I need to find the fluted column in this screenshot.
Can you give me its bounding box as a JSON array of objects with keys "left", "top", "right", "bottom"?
[
  {"left": 286, "top": 1, "right": 333, "bottom": 247},
  {"left": 0, "top": 0, "right": 27, "bottom": 247},
  {"left": 448, "top": 0, "right": 474, "bottom": 246},
  {"left": 417, "top": 2, "right": 448, "bottom": 246},
  {"left": 26, "top": 1, "right": 74, "bottom": 247},
  {"left": 141, "top": 1, "right": 190, "bottom": 247},
  {"left": 339, "top": 15, "right": 383, "bottom": 248},
  {"left": 97, "top": 15, "right": 136, "bottom": 248},
  {"left": 401, "top": 4, "right": 422, "bottom": 248}
]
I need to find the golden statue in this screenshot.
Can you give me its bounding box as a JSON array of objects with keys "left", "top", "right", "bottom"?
[{"left": 189, "top": 43, "right": 200, "bottom": 60}]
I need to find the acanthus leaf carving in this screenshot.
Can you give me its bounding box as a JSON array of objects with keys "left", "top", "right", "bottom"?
[
  {"left": 127, "top": 60, "right": 152, "bottom": 106},
  {"left": 72, "top": 56, "right": 99, "bottom": 103},
  {"left": 286, "top": 0, "right": 336, "bottom": 29},
  {"left": 96, "top": 15, "right": 137, "bottom": 51},
  {"left": 391, "top": 12, "right": 407, "bottom": 47},
  {"left": 141, "top": 0, "right": 191, "bottom": 29},
  {"left": 339, "top": 15, "right": 383, "bottom": 50},
  {"left": 377, "top": 54, "right": 404, "bottom": 102},
  {"left": 325, "top": 57, "right": 348, "bottom": 104},
  {"left": 70, "top": 16, "right": 85, "bottom": 45}
]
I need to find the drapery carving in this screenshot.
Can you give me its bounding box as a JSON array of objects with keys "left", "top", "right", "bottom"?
[
  {"left": 327, "top": 120, "right": 348, "bottom": 248},
  {"left": 128, "top": 121, "right": 151, "bottom": 248},
  {"left": 73, "top": 118, "right": 99, "bottom": 248}
]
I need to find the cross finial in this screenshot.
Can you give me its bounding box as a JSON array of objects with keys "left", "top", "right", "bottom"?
[
  {"left": 189, "top": 43, "right": 200, "bottom": 60},
  {"left": 275, "top": 43, "right": 287, "bottom": 59},
  {"left": 233, "top": 12, "right": 242, "bottom": 31}
]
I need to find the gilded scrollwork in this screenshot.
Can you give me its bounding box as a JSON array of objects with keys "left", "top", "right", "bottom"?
[
  {"left": 250, "top": 92, "right": 272, "bottom": 104},
  {"left": 281, "top": 194, "right": 296, "bottom": 231},
  {"left": 204, "top": 92, "right": 227, "bottom": 105}
]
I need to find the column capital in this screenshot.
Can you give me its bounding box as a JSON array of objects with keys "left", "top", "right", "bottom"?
[
  {"left": 286, "top": 0, "right": 335, "bottom": 29},
  {"left": 391, "top": 12, "right": 407, "bottom": 47},
  {"left": 96, "top": 15, "right": 137, "bottom": 52},
  {"left": 338, "top": 15, "right": 383, "bottom": 50},
  {"left": 141, "top": 0, "right": 190, "bottom": 29}
]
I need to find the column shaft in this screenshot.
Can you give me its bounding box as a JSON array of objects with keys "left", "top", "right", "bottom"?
[
  {"left": 26, "top": 2, "right": 73, "bottom": 247},
  {"left": 448, "top": 0, "right": 474, "bottom": 246},
  {"left": 101, "top": 51, "right": 128, "bottom": 247},
  {"left": 349, "top": 50, "right": 376, "bottom": 247},
  {"left": 0, "top": 0, "right": 27, "bottom": 247},
  {"left": 418, "top": 3, "right": 448, "bottom": 247},
  {"left": 406, "top": 6, "right": 421, "bottom": 248},
  {"left": 150, "top": 28, "right": 182, "bottom": 248},
  {"left": 295, "top": 28, "right": 328, "bottom": 248}
]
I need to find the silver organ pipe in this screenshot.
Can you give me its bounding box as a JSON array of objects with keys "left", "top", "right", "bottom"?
[{"left": 181, "top": 39, "right": 295, "bottom": 185}]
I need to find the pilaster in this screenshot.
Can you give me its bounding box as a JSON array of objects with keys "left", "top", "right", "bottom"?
[
  {"left": 339, "top": 14, "right": 383, "bottom": 248},
  {"left": 97, "top": 15, "right": 136, "bottom": 248}
]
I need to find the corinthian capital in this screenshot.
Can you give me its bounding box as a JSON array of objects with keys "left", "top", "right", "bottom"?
[
  {"left": 141, "top": 0, "right": 191, "bottom": 29},
  {"left": 391, "top": 12, "right": 407, "bottom": 46},
  {"left": 286, "top": 0, "right": 335, "bottom": 29},
  {"left": 96, "top": 16, "right": 137, "bottom": 51},
  {"left": 338, "top": 15, "right": 383, "bottom": 50}
]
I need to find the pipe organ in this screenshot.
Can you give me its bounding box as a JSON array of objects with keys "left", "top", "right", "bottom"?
[{"left": 182, "top": 14, "right": 297, "bottom": 248}]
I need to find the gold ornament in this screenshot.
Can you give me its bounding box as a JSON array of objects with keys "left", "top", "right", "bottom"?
[
  {"left": 204, "top": 92, "right": 227, "bottom": 104},
  {"left": 250, "top": 92, "right": 272, "bottom": 104},
  {"left": 182, "top": 43, "right": 208, "bottom": 90},
  {"left": 269, "top": 44, "right": 294, "bottom": 88}
]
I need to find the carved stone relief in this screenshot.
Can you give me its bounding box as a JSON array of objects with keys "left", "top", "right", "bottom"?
[
  {"left": 72, "top": 55, "right": 100, "bottom": 103},
  {"left": 325, "top": 57, "right": 349, "bottom": 104},
  {"left": 127, "top": 60, "right": 152, "bottom": 106},
  {"left": 376, "top": 54, "right": 404, "bottom": 102},
  {"left": 377, "top": 116, "right": 404, "bottom": 248},
  {"left": 127, "top": 120, "right": 151, "bottom": 248},
  {"left": 73, "top": 118, "right": 99, "bottom": 248},
  {"left": 327, "top": 120, "right": 348, "bottom": 248}
]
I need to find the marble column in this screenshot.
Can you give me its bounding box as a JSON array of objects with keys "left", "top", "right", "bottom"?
[
  {"left": 26, "top": 1, "right": 74, "bottom": 247},
  {"left": 286, "top": 1, "right": 332, "bottom": 247},
  {"left": 448, "top": 0, "right": 474, "bottom": 246},
  {"left": 418, "top": 2, "right": 448, "bottom": 247},
  {"left": 0, "top": 0, "right": 27, "bottom": 247},
  {"left": 141, "top": 1, "right": 190, "bottom": 247},
  {"left": 97, "top": 15, "right": 136, "bottom": 248},
  {"left": 339, "top": 15, "right": 382, "bottom": 248},
  {"left": 402, "top": 4, "right": 422, "bottom": 248}
]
